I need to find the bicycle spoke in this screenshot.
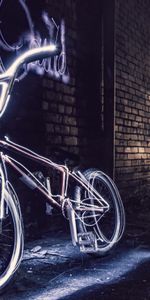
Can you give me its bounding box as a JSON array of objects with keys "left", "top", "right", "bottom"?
[{"left": 75, "top": 169, "right": 125, "bottom": 254}]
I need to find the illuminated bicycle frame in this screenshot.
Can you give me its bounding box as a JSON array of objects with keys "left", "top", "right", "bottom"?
[
  {"left": 0, "top": 136, "right": 109, "bottom": 245},
  {"left": 0, "top": 45, "right": 109, "bottom": 246}
]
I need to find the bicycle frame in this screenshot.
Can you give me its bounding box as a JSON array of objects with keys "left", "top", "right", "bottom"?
[
  {"left": 0, "top": 137, "right": 109, "bottom": 209},
  {"left": 0, "top": 44, "right": 110, "bottom": 247},
  {"left": 0, "top": 137, "right": 109, "bottom": 245},
  {"left": 0, "top": 43, "right": 126, "bottom": 292}
]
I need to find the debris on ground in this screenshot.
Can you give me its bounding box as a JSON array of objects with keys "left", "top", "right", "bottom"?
[{"left": 31, "top": 246, "right": 42, "bottom": 253}]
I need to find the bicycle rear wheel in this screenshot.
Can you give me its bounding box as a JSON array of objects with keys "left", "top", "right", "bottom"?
[
  {"left": 0, "top": 187, "right": 24, "bottom": 292},
  {"left": 74, "top": 168, "right": 125, "bottom": 255}
]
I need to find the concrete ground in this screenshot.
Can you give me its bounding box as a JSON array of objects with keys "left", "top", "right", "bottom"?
[{"left": 2, "top": 227, "right": 150, "bottom": 300}]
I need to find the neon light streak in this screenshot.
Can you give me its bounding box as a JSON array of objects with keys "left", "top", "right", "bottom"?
[
  {"left": 0, "top": 44, "right": 57, "bottom": 117},
  {"left": 0, "top": 0, "right": 69, "bottom": 82},
  {"left": 0, "top": 44, "right": 56, "bottom": 77},
  {"left": 0, "top": 160, "right": 5, "bottom": 219},
  {"left": 0, "top": 82, "right": 9, "bottom": 117}
]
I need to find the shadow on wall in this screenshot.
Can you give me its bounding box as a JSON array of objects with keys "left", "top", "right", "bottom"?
[{"left": 75, "top": 0, "right": 104, "bottom": 170}]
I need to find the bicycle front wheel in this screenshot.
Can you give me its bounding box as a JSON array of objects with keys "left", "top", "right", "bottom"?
[
  {"left": 74, "top": 168, "right": 125, "bottom": 255},
  {"left": 0, "top": 187, "right": 24, "bottom": 292}
]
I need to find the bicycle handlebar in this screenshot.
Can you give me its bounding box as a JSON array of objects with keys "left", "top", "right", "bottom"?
[
  {"left": 0, "top": 44, "right": 59, "bottom": 117},
  {"left": 0, "top": 44, "right": 58, "bottom": 79}
]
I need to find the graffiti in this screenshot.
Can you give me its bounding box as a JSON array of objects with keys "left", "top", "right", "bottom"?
[{"left": 0, "top": 0, "right": 69, "bottom": 83}]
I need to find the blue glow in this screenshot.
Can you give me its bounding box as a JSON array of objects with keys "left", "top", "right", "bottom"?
[{"left": 25, "top": 246, "right": 150, "bottom": 299}]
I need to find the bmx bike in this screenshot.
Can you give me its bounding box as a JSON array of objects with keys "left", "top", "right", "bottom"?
[{"left": 0, "top": 44, "right": 125, "bottom": 291}]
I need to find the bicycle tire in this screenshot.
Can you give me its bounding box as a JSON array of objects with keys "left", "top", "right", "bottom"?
[
  {"left": 0, "top": 187, "right": 24, "bottom": 292},
  {"left": 74, "top": 168, "right": 125, "bottom": 255}
]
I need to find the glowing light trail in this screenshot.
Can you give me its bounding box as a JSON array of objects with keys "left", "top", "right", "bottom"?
[
  {"left": 0, "top": 0, "right": 69, "bottom": 82},
  {"left": 0, "top": 44, "right": 57, "bottom": 117}
]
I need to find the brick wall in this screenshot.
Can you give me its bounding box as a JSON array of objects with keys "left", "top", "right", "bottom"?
[
  {"left": 115, "top": 0, "right": 150, "bottom": 202},
  {"left": 42, "top": 0, "right": 103, "bottom": 167},
  {"left": 0, "top": 0, "right": 116, "bottom": 233},
  {"left": 21, "top": 0, "right": 102, "bottom": 233},
  {"left": 41, "top": 1, "right": 78, "bottom": 156}
]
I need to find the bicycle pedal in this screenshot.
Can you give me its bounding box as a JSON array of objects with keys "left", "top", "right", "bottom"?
[{"left": 78, "top": 232, "right": 98, "bottom": 253}]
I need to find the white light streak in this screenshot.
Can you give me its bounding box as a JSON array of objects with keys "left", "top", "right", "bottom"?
[
  {"left": 0, "top": 82, "right": 9, "bottom": 117},
  {"left": 0, "top": 161, "right": 5, "bottom": 219},
  {"left": 0, "top": 44, "right": 57, "bottom": 117},
  {"left": 0, "top": 0, "right": 69, "bottom": 82},
  {"left": 0, "top": 44, "right": 56, "bottom": 77}
]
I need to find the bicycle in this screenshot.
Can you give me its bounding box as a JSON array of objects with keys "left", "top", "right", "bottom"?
[{"left": 0, "top": 44, "right": 125, "bottom": 291}]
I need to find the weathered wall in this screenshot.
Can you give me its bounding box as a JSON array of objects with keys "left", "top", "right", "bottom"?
[
  {"left": 14, "top": 0, "right": 103, "bottom": 233},
  {"left": 115, "top": 0, "right": 150, "bottom": 202},
  {"left": 42, "top": 0, "right": 103, "bottom": 167}
]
